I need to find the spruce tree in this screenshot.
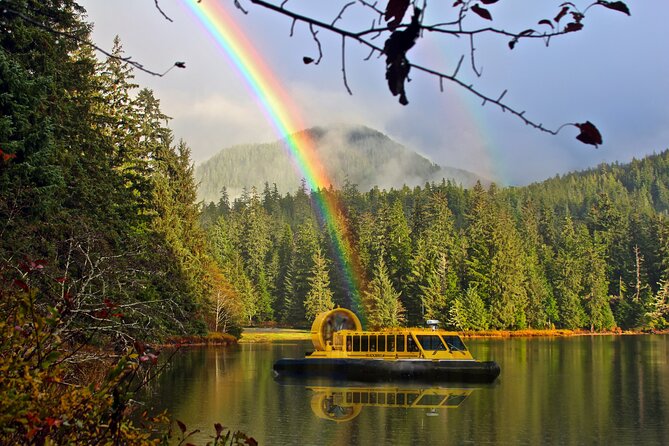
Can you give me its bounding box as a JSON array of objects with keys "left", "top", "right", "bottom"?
[
  {"left": 304, "top": 248, "right": 335, "bottom": 320},
  {"left": 363, "top": 253, "right": 406, "bottom": 329}
]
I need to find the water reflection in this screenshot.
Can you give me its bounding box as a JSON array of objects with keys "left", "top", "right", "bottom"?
[
  {"left": 308, "top": 385, "right": 476, "bottom": 422},
  {"left": 145, "top": 336, "right": 669, "bottom": 445}
]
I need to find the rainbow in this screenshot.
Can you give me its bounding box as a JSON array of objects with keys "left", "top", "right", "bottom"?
[{"left": 180, "top": 0, "right": 365, "bottom": 317}]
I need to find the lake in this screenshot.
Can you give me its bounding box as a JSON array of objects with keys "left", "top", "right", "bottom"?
[{"left": 147, "top": 335, "right": 669, "bottom": 445}]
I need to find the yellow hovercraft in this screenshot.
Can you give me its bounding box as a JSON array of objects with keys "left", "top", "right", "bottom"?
[{"left": 273, "top": 308, "right": 500, "bottom": 383}]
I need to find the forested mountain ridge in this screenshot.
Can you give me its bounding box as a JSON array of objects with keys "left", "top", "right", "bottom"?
[
  {"left": 520, "top": 150, "right": 669, "bottom": 215},
  {"left": 202, "top": 148, "right": 669, "bottom": 332},
  {"left": 195, "top": 124, "right": 485, "bottom": 202}
]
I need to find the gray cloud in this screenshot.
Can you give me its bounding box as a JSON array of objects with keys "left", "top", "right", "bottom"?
[{"left": 80, "top": 0, "right": 669, "bottom": 185}]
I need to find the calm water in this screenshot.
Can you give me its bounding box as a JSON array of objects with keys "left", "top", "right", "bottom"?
[{"left": 146, "top": 335, "right": 669, "bottom": 445}]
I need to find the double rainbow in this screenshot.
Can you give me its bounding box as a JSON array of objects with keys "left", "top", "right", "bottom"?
[{"left": 181, "top": 0, "right": 364, "bottom": 315}]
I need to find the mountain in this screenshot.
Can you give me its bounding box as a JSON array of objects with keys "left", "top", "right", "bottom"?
[{"left": 195, "top": 125, "right": 486, "bottom": 203}]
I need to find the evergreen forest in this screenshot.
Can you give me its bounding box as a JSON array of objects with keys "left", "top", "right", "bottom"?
[
  {"left": 1, "top": 0, "right": 668, "bottom": 443},
  {"left": 201, "top": 153, "right": 669, "bottom": 332}
]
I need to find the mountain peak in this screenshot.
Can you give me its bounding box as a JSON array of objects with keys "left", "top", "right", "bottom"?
[{"left": 195, "top": 125, "right": 485, "bottom": 202}]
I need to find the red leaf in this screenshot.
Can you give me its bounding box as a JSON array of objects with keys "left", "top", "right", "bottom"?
[
  {"left": 246, "top": 438, "right": 258, "bottom": 446},
  {"left": 564, "top": 22, "right": 583, "bottom": 32},
  {"left": 303, "top": 56, "right": 314, "bottom": 65},
  {"left": 596, "top": 1, "right": 630, "bottom": 15},
  {"left": 480, "top": 0, "right": 499, "bottom": 4},
  {"left": 214, "top": 423, "right": 224, "bottom": 436},
  {"left": 384, "top": 0, "right": 410, "bottom": 30},
  {"left": 538, "top": 19, "right": 554, "bottom": 29},
  {"left": 575, "top": 121, "right": 603, "bottom": 147},
  {"left": 554, "top": 6, "right": 569, "bottom": 23},
  {"left": 453, "top": 0, "right": 464, "bottom": 6},
  {"left": 177, "top": 420, "right": 187, "bottom": 434},
  {"left": 571, "top": 12, "right": 584, "bottom": 22},
  {"left": 55, "top": 276, "right": 66, "bottom": 283},
  {"left": 134, "top": 340, "right": 146, "bottom": 355},
  {"left": 45, "top": 417, "right": 62, "bottom": 428},
  {"left": 13, "top": 279, "right": 29, "bottom": 292},
  {"left": 174, "top": 61, "right": 186, "bottom": 68},
  {"left": 471, "top": 4, "right": 492, "bottom": 20}
]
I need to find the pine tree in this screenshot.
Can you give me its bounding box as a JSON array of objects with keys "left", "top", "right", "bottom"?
[
  {"left": 581, "top": 234, "right": 616, "bottom": 330},
  {"left": 449, "top": 285, "right": 490, "bottom": 331},
  {"left": 552, "top": 215, "right": 587, "bottom": 329},
  {"left": 286, "top": 220, "right": 320, "bottom": 325},
  {"left": 363, "top": 254, "right": 406, "bottom": 329},
  {"left": 304, "top": 248, "right": 335, "bottom": 320}
]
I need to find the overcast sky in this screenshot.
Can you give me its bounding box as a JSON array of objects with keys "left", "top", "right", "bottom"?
[{"left": 79, "top": 0, "right": 669, "bottom": 186}]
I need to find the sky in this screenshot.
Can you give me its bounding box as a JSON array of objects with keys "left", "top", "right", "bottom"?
[{"left": 78, "top": 0, "right": 669, "bottom": 186}]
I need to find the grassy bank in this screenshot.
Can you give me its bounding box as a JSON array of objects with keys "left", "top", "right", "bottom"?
[
  {"left": 235, "top": 327, "right": 668, "bottom": 344},
  {"left": 239, "top": 328, "right": 311, "bottom": 343}
]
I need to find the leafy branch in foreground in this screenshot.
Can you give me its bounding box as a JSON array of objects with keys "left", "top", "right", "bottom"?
[{"left": 232, "top": 0, "right": 629, "bottom": 146}]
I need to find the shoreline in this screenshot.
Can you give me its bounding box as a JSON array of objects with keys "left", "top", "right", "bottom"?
[{"left": 165, "top": 327, "right": 669, "bottom": 346}]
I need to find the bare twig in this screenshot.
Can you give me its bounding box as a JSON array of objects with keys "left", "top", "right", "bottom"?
[
  {"left": 310, "top": 24, "right": 323, "bottom": 64},
  {"left": 469, "top": 34, "right": 482, "bottom": 77},
  {"left": 341, "top": 36, "right": 353, "bottom": 95},
  {"left": 153, "top": 0, "right": 173, "bottom": 22},
  {"left": 244, "top": 0, "right": 587, "bottom": 136},
  {"left": 332, "top": 1, "right": 356, "bottom": 27},
  {"left": 233, "top": 0, "right": 249, "bottom": 14}
]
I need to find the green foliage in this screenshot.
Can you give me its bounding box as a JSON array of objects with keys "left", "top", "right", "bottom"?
[
  {"left": 449, "top": 285, "right": 490, "bottom": 331},
  {"left": 1, "top": 2, "right": 247, "bottom": 442},
  {"left": 304, "top": 248, "right": 335, "bottom": 320},
  {"left": 363, "top": 254, "right": 406, "bottom": 329},
  {"left": 205, "top": 149, "right": 669, "bottom": 332},
  {"left": 0, "top": 271, "right": 171, "bottom": 445}
]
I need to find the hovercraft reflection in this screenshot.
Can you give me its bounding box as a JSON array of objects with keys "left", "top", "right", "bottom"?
[
  {"left": 273, "top": 308, "right": 500, "bottom": 383},
  {"left": 310, "top": 385, "right": 476, "bottom": 422}
]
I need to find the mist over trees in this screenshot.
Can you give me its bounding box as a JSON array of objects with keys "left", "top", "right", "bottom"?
[{"left": 202, "top": 152, "right": 669, "bottom": 331}]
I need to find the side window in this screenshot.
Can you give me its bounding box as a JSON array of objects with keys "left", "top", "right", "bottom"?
[
  {"left": 353, "top": 335, "right": 360, "bottom": 352},
  {"left": 387, "top": 335, "right": 395, "bottom": 352},
  {"left": 397, "top": 335, "right": 405, "bottom": 352},
  {"left": 346, "top": 336, "right": 352, "bottom": 351},
  {"left": 370, "top": 335, "right": 377, "bottom": 352},
  {"left": 407, "top": 335, "right": 419, "bottom": 352},
  {"left": 378, "top": 335, "right": 386, "bottom": 352},
  {"left": 361, "top": 335, "right": 369, "bottom": 352}
]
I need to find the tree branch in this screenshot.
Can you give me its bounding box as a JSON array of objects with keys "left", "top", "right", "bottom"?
[
  {"left": 3, "top": 6, "right": 184, "bottom": 77},
  {"left": 245, "top": 0, "right": 582, "bottom": 136}
]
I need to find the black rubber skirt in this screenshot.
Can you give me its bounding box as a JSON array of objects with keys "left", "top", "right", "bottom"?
[{"left": 273, "top": 358, "right": 500, "bottom": 383}]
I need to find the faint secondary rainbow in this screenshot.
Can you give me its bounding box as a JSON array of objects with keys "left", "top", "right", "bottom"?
[{"left": 181, "top": 0, "right": 365, "bottom": 316}]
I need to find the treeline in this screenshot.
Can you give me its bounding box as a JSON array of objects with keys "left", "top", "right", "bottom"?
[
  {"left": 1, "top": 2, "right": 243, "bottom": 442},
  {"left": 0, "top": 4, "right": 241, "bottom": 340},
  {"left": 201, "top": 151, "right": 669, "bottom": 331}
]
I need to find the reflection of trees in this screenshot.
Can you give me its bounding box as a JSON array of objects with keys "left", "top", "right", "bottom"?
[{"left": 146, "top": 337, "right": 669, "bottom": 445}]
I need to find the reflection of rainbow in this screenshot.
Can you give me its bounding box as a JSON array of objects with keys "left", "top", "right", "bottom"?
[{"left": 181, "top": 0, "right": 364, "bottom": 316}]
